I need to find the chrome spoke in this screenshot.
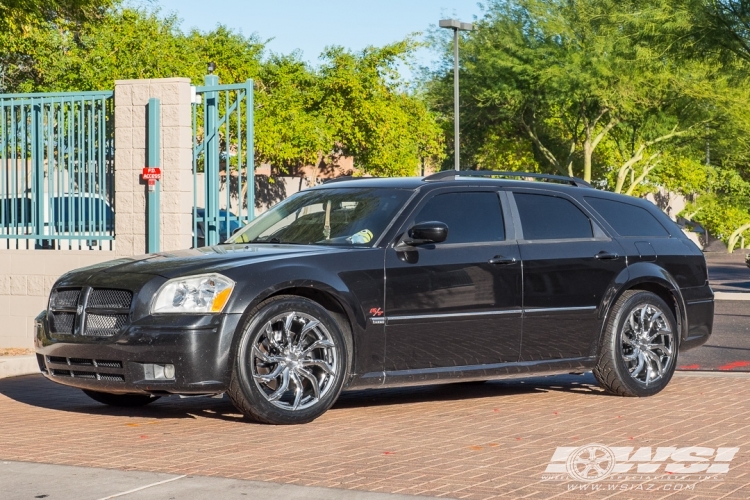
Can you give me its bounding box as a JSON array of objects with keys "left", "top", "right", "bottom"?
[
  {"left": 301, "top": 339, "right": 334, "bottom": 356},
  {"left": 252, "top": 345, "right": 284, "bottom": 365},
  {"left": 253, "top": 363, "right": 285, "bottom": 382},
  {"left": 295, "top": 319, "right": 320, "bottom": 350},
  {"left": 289, "top": 370, "right": 304, "bottom": 410},
  {"left": 301, "top": 359, "right": 335, "bottom": 376},
  {"left": 283, "top": 312, "right": 296, "bottom": 345},
  {"left": 265, "top": 324, "right": 281, "bottom": 351},
  {"left": 297, "top": 366, "right": 320, "bottom": 400},
  {"left": 631, "top": 353, "right": 646, "bottom": 377},
  {"left": 268, "top": 367, "right": 290, "bottom": 401},
  {"left": 623, "top": 349, "right": 639, "bottom": 361}
]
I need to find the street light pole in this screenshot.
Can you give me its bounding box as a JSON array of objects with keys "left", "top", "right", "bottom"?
[{"left": 440, "top": 19, "right": 473, "bottom": 171}]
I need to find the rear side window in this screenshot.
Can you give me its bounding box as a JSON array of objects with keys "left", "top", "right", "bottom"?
[
  {"left": 415, "top": 192, "right": 505, "bottom": 243},
  {"left": 585, "top": 197, "right": 669, "bottom": 237},
  {"left": 514, "top": 193, "right": 593, "bottom": 240}
]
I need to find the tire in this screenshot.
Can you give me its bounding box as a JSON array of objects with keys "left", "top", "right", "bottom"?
[
  {"left": 83, "top": 390, "right": 159, "bottom": 407},
  {"left": 594, "top": 290, "right": 679, "bottom": 397},
  {"left": 228, "top": 295, "right": 349, "bottom": 425}
]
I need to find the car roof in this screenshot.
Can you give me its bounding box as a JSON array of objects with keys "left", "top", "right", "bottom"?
[
  {"left": 309, "top": 175, "right": 595, "bottom": 195},
  {"left": 311, "top": 171, "right": 661, "bottom": 213}
]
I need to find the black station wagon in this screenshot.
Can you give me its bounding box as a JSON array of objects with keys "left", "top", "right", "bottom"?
[{"left": 35, "top": 171, "right": 714, "bottom": 425}]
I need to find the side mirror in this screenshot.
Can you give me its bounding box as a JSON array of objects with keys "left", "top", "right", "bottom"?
[{"left": 397, "top": 221, "right": 448, "bottom": 249}]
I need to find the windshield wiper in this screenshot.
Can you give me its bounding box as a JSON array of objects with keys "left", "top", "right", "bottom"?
[{"left": 250, "top": 237, "right": 282, "bottom": 244}]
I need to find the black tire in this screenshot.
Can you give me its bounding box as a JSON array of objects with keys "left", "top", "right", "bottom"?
[
  {"left": 83, "top": 390, "right": 160, "bottom": 407},
  {"left": 228, "top": 295, "right": 350, "bottom": 425},
  {"left": 594, "top": 290, "right": 679, "bottom": 397}
]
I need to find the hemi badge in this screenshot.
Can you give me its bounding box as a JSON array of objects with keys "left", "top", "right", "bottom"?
[{"left": 371, "top": 317, "right": 385, "bottom": 325}]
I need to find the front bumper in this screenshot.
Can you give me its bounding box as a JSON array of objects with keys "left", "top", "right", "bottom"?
[{"left": 34, "top": 310, "right": 243, "bottom": 395}]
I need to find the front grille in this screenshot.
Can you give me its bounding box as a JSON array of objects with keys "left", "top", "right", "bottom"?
[
  {"left": 83, "top": 314, "right": 128, "bottom": 337},
  {"left": 45, "top": 356, "right": 125, "bottom": 382},
  {"left": 49, "top": 312, "right": 75, "bottom": 334},
  {"left": 68, "top": 358, "right": 94, "bottom": 366},
  {"left": 88, "top": 289, "right": 132, "bottom": 309},
  {"left": 47, "top": 286, "right": 133, "bottom": 338}
]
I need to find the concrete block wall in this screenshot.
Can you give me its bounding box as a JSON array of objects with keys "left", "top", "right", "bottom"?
[
  {"left": 0, "top": 250, "right": 116, "bottom": 348},
  {"left": 114, "top": 78, "right": 194, "bottom": 255}
]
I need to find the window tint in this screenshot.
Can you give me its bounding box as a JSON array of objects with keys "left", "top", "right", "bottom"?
[
  {"left": 514, "top": 193, "right": 593, "bottom": 240},
  {"left": 414, "top": 192, "right": 505, "bottom": 243},
  {"left": 585, "top": 197, "right": 669, "bottom": 237}
]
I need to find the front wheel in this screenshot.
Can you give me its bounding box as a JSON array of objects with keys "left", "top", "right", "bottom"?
[
  {"left": 228, "top": 295, "right": 349, "bottom": 425},
  {"left": 594, "top": 290, "right": 678, "bottom": 397},
  {"left": 83, "top": 390, "right": 159, "bottom": 407}
]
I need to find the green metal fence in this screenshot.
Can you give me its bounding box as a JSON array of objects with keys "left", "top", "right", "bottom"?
[
  {"left": 192, "top": 77, "right": 254, "bottom": 247},
  {"left": 0, "top": 90, "right": 114, "bottom": 250}
]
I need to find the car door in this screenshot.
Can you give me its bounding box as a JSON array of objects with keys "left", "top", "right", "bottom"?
[
  {"left": 509, "top": 189, "right": 627, "bottom": 361},
  {"left": 384, "top": 188, "right": 523, "bottom": 372}
]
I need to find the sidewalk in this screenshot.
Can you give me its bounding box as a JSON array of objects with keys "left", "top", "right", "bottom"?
[{"left": 0, "top": 461, "right": 431, "bottom": 500}]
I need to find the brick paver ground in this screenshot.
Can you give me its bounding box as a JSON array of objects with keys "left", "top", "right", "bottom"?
[{"left": 1, "top": 372, "right": 750, "bottom": 499}]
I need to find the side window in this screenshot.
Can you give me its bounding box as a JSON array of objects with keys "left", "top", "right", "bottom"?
[
  {"left": 514, "top": 193, "right": 593, "bottom": 240},
  {"left": 585, "top": 197, "right": 670, "bottom": 237},
  {"left": 414, "top": 192, "right": 505, "bottom": 244}
]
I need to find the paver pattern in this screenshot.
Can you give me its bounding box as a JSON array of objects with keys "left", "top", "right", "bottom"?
[{"left": 1, "top": 373, "right": 749, "bottom": 499}]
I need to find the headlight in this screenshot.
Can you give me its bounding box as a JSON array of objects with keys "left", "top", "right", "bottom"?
[{"left": 152, "top": 274, "right": 235, "bottom": 314}]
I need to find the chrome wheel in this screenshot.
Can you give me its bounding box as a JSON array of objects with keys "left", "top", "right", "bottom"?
[
  {"left": 250, "top": 311, "right": 338, "bottom": 411},
  {"left": 621, "top": 304, "right": 675, "bottom": 386}
]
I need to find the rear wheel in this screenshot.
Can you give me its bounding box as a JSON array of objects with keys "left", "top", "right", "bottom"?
[
  {"left": 83, "top": 390, "right": 159, "bottom": 407},
  {"left": 594, "top": 290, "right": 678, "bottom": 397},
  {"left": 228, "top": 295, "right": 349, "bottom": 425}
]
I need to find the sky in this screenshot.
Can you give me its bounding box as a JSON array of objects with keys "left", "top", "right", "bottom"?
[{"left": 152, "top": 0, "right": 485, "bottom": 78}]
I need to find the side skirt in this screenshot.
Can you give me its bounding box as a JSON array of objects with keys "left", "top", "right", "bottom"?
[{"left": 349, "top": 357, "right": 597, "bottom": 389}]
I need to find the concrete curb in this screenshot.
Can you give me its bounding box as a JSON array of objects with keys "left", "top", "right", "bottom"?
[
  {"left": 714, "top": 291, "right": 750, "bottom": 301},
  {"left": 0, "top": 355, "right": 38, "bottom": 379}
]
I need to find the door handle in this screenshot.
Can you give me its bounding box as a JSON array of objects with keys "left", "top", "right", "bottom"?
[
  {"left": 595, "top": 251, "right": 620, "bottom": 260},
  {"left": 489, "top": 255, "right": 518, "bottom": 265}
]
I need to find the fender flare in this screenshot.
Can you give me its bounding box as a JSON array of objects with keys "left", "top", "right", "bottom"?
[{"left": 595, "top": 262, "right": 688, "bottom": 356}]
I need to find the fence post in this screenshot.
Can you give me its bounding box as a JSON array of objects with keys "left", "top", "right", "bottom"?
[
  {"left": 31, "top": 103, "right": 45, "bottom": 248},
  {"left": 146, "top": 98, "right": 160, "bottom": 253},
  {"left": 246, "top": 79, "right": 255, "bottom": 221},
  {"left": 204, "top": 74, "right": 219, "bottom": 246}
]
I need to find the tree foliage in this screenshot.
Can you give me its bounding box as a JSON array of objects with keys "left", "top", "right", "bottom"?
[{"left": 0, "top": 3, "right": 442, "bottom": 177}]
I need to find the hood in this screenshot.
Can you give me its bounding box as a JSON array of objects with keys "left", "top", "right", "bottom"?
[{"left": 100, "top": 243, "right": 343, "bottom": 278}]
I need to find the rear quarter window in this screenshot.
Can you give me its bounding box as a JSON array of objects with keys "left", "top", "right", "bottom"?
[{"left": 585, "top": 197, "right": 670, "bottom": 237}]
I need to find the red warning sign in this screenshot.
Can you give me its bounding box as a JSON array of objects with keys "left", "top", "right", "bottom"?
[{"left": 142, "top": 167, "right": 161, "bottom": 180}]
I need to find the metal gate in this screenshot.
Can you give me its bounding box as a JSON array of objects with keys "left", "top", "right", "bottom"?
[
  {"left": 0, "top": 90, "right": 114, "bottom": 250},
  {"left": 192, "top": 76, "right": 254, "bottom": 247}
]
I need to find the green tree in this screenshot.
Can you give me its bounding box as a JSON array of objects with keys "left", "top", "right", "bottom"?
[{"left": 426, "top": 0, "right": 727, "bottom": 191}]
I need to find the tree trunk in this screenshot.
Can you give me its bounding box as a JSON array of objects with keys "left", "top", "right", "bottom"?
[{"left": 728, "top": 223, "right": 750, "bottom": 253}]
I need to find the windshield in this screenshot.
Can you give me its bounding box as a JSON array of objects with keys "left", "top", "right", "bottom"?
[{"left": 228, "top": 187, "right": 412, "bottom": 246}]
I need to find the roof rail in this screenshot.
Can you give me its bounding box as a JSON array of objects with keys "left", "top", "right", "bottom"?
[
  {"left": 321, "top": 176, "right": 378, "bottom": 184},
  {"left": 422, "top": 170, "right": 593, "bottom": 188}
]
